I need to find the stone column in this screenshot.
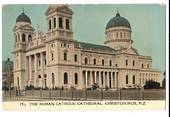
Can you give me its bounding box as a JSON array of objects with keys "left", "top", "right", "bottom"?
[
  {"left": 117, "top": 72, "right": 118, "bottom": 88},
  {"left": 85, "top": 71, "right": 88, "bottom": 89},
  {"left": 26, "top": 56, "right": 29, "bottom": 86},
  {"left": 90, "top": 71, "right": 93, "bottom": 86},
  {"left": 101, "top": 72, "right": 104, "bottom": 88},
  {"left": 115, "top": 72, "right": 117, "bottom": 88},
  {"left": 94, "top": 71, "right": 96, "bottom": 84},
  {"left": 19, "top": 32, "right": 22, "bottom": 42},
  {"left": 107, "top": 72, "right": 110, "bottom": 88},
  {"left": 98, "top": 72, "right": 101, "bottom": 88},
  {"left": 110, "top": 72, "right": 113, "bottom": 88},
  {"left": 29, "top": 55, "right": 32, "bottom": 85},
  {"left": 40, "top": 52, "right": 44, "bottom": 88},
  {"left": 104, "top": 72, "right": 106, "bottom": 88},
  {"left": 111, "top": 72, "right": 114, "bottom": 88},
  {"left": 34, "top": 54, "right": 37, "bottom": 87}
]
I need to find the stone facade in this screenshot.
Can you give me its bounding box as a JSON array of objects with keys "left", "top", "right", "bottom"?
[{"left": 12, "top": 5, "right": 162, "bottom": 90}]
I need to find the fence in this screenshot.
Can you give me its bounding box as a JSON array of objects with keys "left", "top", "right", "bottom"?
[{"left": 2, "top": 89, "right": 165, "bottom": 100}]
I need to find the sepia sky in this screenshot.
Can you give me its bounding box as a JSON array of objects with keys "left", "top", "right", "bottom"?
[{"left": 2, "top": 4, "right": 166, "bottom": 72}]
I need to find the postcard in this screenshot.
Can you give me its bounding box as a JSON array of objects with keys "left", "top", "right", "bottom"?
[{"left": 2, "top": 4, "right": 166, "bottom": 111}]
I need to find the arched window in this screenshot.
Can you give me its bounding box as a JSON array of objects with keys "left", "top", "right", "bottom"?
[
  {"left": 124, "top": 32, "right": 126, "bottom": 38},
  {"left": 109, "top": 60, "right": 112, "bottom": 66},
  {"left": 102, "top": 59, "right": 104, "bottom": 66},
  {"left": 75, "top": 73, "right": 78, "bottom": 84},
  {"left": 59, "top": 17, "right": 63, "bottom": 28},
  {"left": 64, "top": 52, "right": 67, "bottom": 61},
  {"left": 85, "top": 57, "right": 88, "bottom": 64},
  {"left": 22, "top": 34, "right": 26, "bottom": 42},
  {"left": 132, "top": 60, "right": 135, "bottom": 66},
  {"left": 28, "top": 35, "right": 32, "bottom": 42},
  {"left": 49, "top": 19, "right": 51, "bottom": 30},
  {"left": 126, "top": 75, "right": 128, "bottom": 84},
  {"left": 94, "top": 58, "right": 96, "bottom": 65},
  {"left": 53, "top": 17, "right": 56, "bottom": 28},
  {"left": 74, "top": 54, "right": 77, "bottom": 62},
  {"left": 51, "top": 53, "right": 54, "bottom": 61},
  {"left": 133, "top": 75, "right": 135, "bottom": 84},
  {"left": 116, "top": 32, "right": 118, "bottom": 38},
  {"left": 52, "top": 73, "right": 55, "bottom": 88},
  {"left": 64, "top": 72, "right": 68, "bottom": 84},
  {"left": 126, "top": 59, "right": 128, "bottom": 66},
  {"left": 38, "top": 75, "right": 41, "bottom": 78},
  {"left": 142, "top": 63, "right": 144, "bottom": 68},
  {"left": 147, "top": 64, "right": 149, "bottom": 68},
  {"left": 120, "top": 32, "right": 122, "bottom": 38},
  {"left": 66, "top": 19, "right": 70, "bottom": 29},
  {"left": 44, "top": 59, "right": 47, "bottom": 65},
  {"left": 101, "top": 73, "right": 104, "bottom": 85}
]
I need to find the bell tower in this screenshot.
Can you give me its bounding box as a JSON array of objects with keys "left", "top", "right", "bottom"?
[
  {"left": 13, "top": 10, "right": 34, "bottom": 90},
  {"left": 45, "top": 5, "right": 74, "bottom": 40}
]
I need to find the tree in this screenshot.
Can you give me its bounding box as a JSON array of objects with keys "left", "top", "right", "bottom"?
[
  {"left": 144, "top": 80, "right": 160, "bottom": 89},
  {"left": 162, "top": 78, "right": 165, "bottom": 89},
  {"left": 162, "top": 71, "right": 166, "bottom": 89},
  {"left": 92, "top": 83, "right": 99, "bottom": 90}
]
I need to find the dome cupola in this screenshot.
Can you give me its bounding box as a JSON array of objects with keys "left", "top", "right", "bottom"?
[
  {"left": 104, "top": 11, "right": 132, "bottom": 50},
  {"left": 16, "top": 10, "right": 31, "bottom": 24},
  {"left": 106, "top": 12, "right": 131, "bottom": 29}
]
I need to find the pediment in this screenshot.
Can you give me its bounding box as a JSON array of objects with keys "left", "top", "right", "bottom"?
[
  {"left": 125, "top": 47, "right": 139, "bottom": 55},
  {"left": 45, "top": 5, "right": 73, "bottom": 16}
]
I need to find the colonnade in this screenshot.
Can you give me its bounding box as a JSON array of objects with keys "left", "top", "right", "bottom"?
[
  {"left": 27, "top": 52, "right": 46, "bottom": 87},
  {"left": 82, "top": 70, "right": 118, "bottom": 89}
]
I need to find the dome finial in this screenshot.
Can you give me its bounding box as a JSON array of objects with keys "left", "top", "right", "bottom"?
[
  {"left": 22, "top": 8, "right": 24, "bottom": 13},
  {"left": 116, "top": 8, "right": 120, "bottom": 17}
]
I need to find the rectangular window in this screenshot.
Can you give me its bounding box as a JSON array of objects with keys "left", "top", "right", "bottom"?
[
  {"left": 53, "top": 18, "right": 56, "bottom": 28},
  {"left": 75, "top": 73, "right": 78, "bottom": 84},
  {"left": 126, "top": 75, "right": 128, "bottom": 84},
  {"left": 49, "top": 19, "right": 51, "bottom": 30},
  {"left": 133, "top": 76, "right": 135, "bottom": 84},
  {"left": 64, "top": 53, "right": 67, "bottom": 61},
  {"left": 44, "top": 59, "right": 46, "bottom": 65},
  {"left": 39, "top": 60, "right": 41, "bottom": 66},
  {"left": 74, "top": 54, "right": 77, "bottom": 62},
  {"left": 51, "top": 53, "right": 54, "bottom": 61},
  {"left": 126, "top": 60, "right": 128, "bottom": 66}
]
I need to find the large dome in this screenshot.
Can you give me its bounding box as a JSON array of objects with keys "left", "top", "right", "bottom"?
[
  {"left": 16, "top": 12, "right": 31, "bottom": 24},
  {"left": 106, "top": 12, "right": 131, "bottom": 29}
]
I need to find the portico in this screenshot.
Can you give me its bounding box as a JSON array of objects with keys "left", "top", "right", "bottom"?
[{"left": 82, "top": 70, "right": 118, "bottom": 89}]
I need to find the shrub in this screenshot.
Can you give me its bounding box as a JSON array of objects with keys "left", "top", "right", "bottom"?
[
  {"left": 162, "top": 78, "right": 165, "bottom": 89},
  {"left": 61, "top": 86, "right": 64, "bottom": 90},
  {"left": 70, "top": 86, "right": 76, "bottom": 90},
  {"left": 43, "top": 87, "right": 49, "bottom": 90},
  {"left": 105, "top": 86, "right": 109, "bottom": 90},
  {"left": 25, "top": 85, "right": 34, "bottom": 90},
  {"left": 144, "top": 80, "right": 160, "bottom": 89},
  {"left": 92, "top": 83, "right": 99, "bottom": 90}
]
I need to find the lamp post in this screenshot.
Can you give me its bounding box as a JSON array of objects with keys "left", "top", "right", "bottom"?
[{"left": 7, "top": 58, "right": 11, "bottom": 100}]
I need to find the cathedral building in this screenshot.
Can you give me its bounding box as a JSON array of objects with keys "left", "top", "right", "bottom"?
[{"left": 12, "top": 5, "right": 162, "bottom": 90}]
